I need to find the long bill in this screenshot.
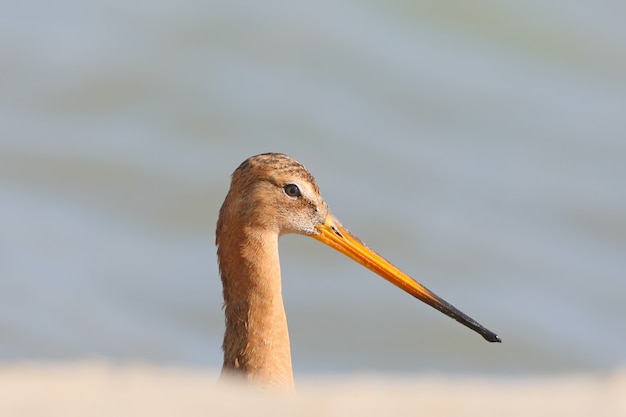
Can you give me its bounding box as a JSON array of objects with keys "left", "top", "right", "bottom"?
[{"left": 312, "top": 214, "right": 501, "bottom": 343}]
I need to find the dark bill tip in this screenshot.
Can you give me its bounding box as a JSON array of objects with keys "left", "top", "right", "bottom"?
[{"left": 482, "top": 331, "right": 501, "bottom": 343}]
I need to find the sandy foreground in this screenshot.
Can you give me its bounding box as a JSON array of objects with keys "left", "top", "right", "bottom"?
[{"left": 0, "top": 361, "right": 624, "bottom": 417}]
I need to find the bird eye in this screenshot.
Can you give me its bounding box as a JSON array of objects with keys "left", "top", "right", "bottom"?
[{"left": 283, "top": 183, "right": 301, "bottom": 198}]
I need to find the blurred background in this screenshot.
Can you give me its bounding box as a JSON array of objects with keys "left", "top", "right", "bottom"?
[{"left": 1, "top": 1, "right": 625, "bottom": 377}]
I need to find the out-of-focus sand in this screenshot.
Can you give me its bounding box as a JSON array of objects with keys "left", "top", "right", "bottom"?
[{"left": 0, "top": 361, "right": 624, "bottom": 417}]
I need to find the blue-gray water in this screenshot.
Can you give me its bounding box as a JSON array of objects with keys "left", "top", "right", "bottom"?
[{"left": 1, "top": 1, "right": 625, "bottom": 376}]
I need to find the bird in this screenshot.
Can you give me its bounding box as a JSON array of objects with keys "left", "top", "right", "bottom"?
[{"left": 216, "top": 152, "right": 500, "bottom": 389}]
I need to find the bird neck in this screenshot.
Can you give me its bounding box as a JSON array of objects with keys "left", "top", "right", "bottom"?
[{"left": 217, "top": 226, "right": 294, "bottom": 389}]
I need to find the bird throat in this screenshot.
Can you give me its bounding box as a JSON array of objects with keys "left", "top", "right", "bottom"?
[{"left": 218, "top": 227, "right": 295, "bottom": 389}]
